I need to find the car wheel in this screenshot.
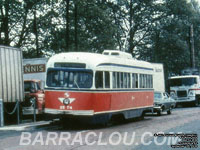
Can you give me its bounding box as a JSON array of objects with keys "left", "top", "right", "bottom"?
[
  {"left": 167, "top": 109, "right": 171, "bottom": 115},
  {"left": 193, "top": 100, "right": 199, "bottom": 107}
]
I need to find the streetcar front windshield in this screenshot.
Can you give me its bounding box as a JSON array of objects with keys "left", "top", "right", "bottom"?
[
  {"left": 46, "top": 69, "right": 93, "bottom": 88},
  {"left": 169, "top": 77, "right": 197, "bottom": 87}
]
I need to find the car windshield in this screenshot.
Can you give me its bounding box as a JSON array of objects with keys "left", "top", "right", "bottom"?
[
  {"left": 169, "top": 77, "right": 197, "bottom": 86},
  {"left": 154, "top": 93, "right": 162, "bottom": 99},
  {"left": 46, "top": 69, "right": 93, "bottom": 88}
]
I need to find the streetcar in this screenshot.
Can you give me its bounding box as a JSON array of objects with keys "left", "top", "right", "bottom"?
[{"left": 44, "top": 50, "right": 154, "bottom": 124}]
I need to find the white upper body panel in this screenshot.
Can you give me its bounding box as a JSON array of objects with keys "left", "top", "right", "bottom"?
[{"left": 46, "top": 52, "right": 154, "bottom": 74}]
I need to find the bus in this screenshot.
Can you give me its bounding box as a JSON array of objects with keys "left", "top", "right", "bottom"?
[{"left": 44, "top": 50, "right": 154, "bottom": 124}]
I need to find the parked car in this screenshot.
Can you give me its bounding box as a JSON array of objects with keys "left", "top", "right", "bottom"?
[{"left": 153, "top": 91, "right": 176, "bottom": 116}]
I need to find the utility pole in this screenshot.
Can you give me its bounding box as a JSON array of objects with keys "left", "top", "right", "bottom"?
[
  {"left": 74, "top": 2, "right": 78, "bottom": 52},
  {"left": 128, "top": 0, "right": 133, "bottom": 54},
  {"left": 34, "top": 6, "right": 39, "bottom": 57},
  {"left": 65, "top": 0, "right": 70, "bottom": 52},
  {"left": 190, "top": 24, "right": 195, "bottom": 69}
]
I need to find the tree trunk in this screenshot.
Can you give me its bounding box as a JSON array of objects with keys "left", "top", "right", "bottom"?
[
  {"left": 128, "top": 0, "right": 134, "bottom": 54},
  {"left": 17, "top": 8, "right": 28, "bottom": 48},
  {"left": 65, "top": 0, "right": 70, "bottom": 52},
  {"left": 4, "top": 1, "right": 10, "bottom": 46},
  {"left": 74, "top": 2, "right": 78, "bottom": 52},
  {"left": 34, "top": 9, "right": 39, "bottom": 57},
  {"left": 154, "top": 31, "right": 160, "bottom": 62},
  {"left": 190, "top": 24, "right": 195, "bottom": 68}
]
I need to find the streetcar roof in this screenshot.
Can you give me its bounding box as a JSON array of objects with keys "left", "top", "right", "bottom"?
[{"left": 46, "top": 52, "right": 153, "bottom": 71}]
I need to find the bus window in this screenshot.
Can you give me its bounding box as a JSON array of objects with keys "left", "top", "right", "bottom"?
[
  {"left": 105, "top": 71, "right": 110, "bottom": 88},
  {"left": 95, "top": 71, "right": 103, "bottom": 88}
]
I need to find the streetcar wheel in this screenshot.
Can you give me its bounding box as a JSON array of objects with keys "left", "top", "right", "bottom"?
[
  {"left": 157, "top": 110, "right": 161, "bottom": 116},
  {"left": 139, "top": 111, "right": 145, "bottom": 120}
]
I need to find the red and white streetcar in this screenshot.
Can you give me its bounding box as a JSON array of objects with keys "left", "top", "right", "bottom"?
[{"left": 44, "top": 50, "right": 154, "bottom": 124}]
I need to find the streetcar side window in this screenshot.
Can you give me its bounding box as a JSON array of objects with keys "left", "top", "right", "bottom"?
[
  {"left": 144, "top": 74, "right": 147, "bottom": 88},
  {"left": 147, "top": 75, "right": 152, "bottom": 88},
  {"left": 120, "top": 72, "right": 124, "bottom": 88},
  {"left": 139, "top": 74, "right": 153, "bottom": 88},
  {"left": 95, "top": 71, "right": 103, "bottom": 88},
  {"left": 123, "top": 73, "right": 127, "bottom": 88},
  {"left": 117, "top": 72, "right": 120, "bottom": 88},
  {"left": 139, "top": 74, "right": 143, "bottom": 88},
  {"left": 113, "top": 72, "right": 117, "bottom": 88},
  {"left": 123, "top": 73, "right": 130, "bottom": 88},
  {"left": 127, "top": 73, "right": 131, "bottom": 88},
  {"left": 150, "top": 75, "right": 153, "bottom": 88},
  {"left": 105, "top": 71, "right": 110, "bottom": 88},
  {"left": 140, "top": 74, "right": 146, "bottom": 88},
  {"left": 147, "top": 75, "right": 150, "bottom": 88},
  {"left": 132, "top": 73, "right": 138, "bottom": 88}
]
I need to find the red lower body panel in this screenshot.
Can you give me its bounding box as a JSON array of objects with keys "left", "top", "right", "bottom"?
[{"left": 45, "top": 90, "right": 154, "bottom": 115}]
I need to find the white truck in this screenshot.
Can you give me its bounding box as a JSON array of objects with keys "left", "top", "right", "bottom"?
[{"left": 168, "top": 68, "right": 200, "bottom": 106}]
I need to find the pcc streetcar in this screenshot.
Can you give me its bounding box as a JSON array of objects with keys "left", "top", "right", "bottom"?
[{"left": 44, "top": 50, "right": 154, "bottom": 124}]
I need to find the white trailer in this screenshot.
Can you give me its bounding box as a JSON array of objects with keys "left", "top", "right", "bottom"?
[
  {"left": 0, "top": 46, "right": 24, "bottom": 125},
  {"left": 151, "top": 63, "right": 165, "bottom": 92},
  {"left": 0, "top": 46, "right": 24, "bottom": 103},
  {"left": 23, "top": 58, "right": 48, "bottom": 89}
]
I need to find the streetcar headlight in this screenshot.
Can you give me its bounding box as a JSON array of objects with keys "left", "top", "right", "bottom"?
[{"left": 63, "top": 98, "right": 70, "bottom": 105}]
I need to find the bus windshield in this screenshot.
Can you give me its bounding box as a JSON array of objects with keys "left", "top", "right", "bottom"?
[
  {"left": 46, "top": 69, "right": 93, "bottom": 88},
  {"left": 169, "top": 77, "right": 197, "bottom": 87}
]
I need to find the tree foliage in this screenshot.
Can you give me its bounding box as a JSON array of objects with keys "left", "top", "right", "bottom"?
[{"left": 0, "top": 0, "right": 200, "bottom": 76}]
